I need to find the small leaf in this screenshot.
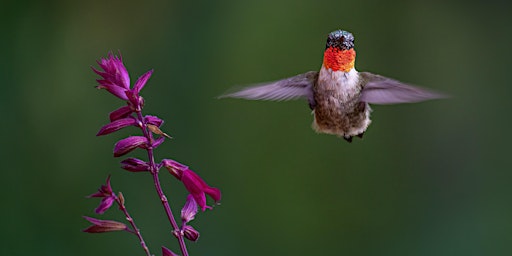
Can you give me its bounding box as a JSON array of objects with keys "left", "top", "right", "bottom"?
[
  {"left": 148, "top": 124, "right": 172, "bottom": 139},
  {"left": 118, "top": 192, "right": 125, "bottom": 206}
]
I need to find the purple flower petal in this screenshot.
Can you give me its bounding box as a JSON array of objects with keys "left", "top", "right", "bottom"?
[
  {"left": 83, "top": 216, "right": 127, "bottom": 233},
  {"left": 111, "top": 53, "right": 131, "bottom": 90},
  {"left": 181, "top": 194, "right": 198, "bottom": 224},
  {"left": 95, "top": 196, "right": 115, "bottom": 214},
  {"left": 96, "top": 117, "right": 137, "bottom": 136},
  {"left": 203, "top": 186, "right": 222, "bottom": 203},
  {"left": 109, "top": 105, "right": 133, "bottom": 122},
  {"left": 162, "top": 246, "right": 179, "bottom": 256},
  {"left": 144, "top": 115, "right": 163, "bottom": 127},
  {"left": 96, "top": 80, "right": 130, "bottom": 100},
  {"left": 120, "top": 157, "right": 150, "bottom": 172},
  {"left": 113, "top": 136, "right": 148, "bottom": 157},
  {"left": 132, "top": 70, "right": 153, "bottom": 95},
  {"left": 91, "top": 67, "right": 109, "bottom": 80}
]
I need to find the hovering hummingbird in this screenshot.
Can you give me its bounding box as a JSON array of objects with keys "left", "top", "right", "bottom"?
[{"left": 220, "top": 30, "right": 445, "bottom": 142}]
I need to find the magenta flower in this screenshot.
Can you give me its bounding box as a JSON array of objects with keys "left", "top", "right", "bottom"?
[
  {"left": 88, "top": 176, "right": 116, "bottom": 214},
  {"left": 163, "top": 159, "right": 221, "bottom": 211},
  {"left": 182, "top": 170, "right": 221, "bottom": 211}
]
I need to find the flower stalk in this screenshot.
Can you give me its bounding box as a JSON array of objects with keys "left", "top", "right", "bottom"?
[{"left": 116, "top": 192, "right": 151, "bottom": 256}]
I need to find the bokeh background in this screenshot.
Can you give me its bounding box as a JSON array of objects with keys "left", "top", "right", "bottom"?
[{"left": 2, "top": 0, "right": 512, "bottom": 255}]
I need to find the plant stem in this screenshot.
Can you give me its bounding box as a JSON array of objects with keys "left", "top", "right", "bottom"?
[
  {"left": 116, "top": 196, "right": 152, "bottom": 256},
  {"left": 136, "top": 111, "right": 189, "bottom": 256}
]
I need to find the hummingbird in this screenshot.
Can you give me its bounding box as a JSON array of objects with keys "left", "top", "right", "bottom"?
[{"left": 220, "top": 30, "right": 445, "bottom": 142}]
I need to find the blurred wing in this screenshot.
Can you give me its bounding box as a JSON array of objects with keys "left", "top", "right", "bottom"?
[
  {"left": 219, "top": 71, "right": 318, "bottom": 104},
  {"left": 359, "top": 72, "right": 447, "bottom": 105}
]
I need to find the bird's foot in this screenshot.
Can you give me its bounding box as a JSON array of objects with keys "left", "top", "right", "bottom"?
[{"left": 344, "top": 132, "right": 364, "bottom": 143}]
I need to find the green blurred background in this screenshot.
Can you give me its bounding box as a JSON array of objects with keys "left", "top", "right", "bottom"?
[{"left": 2, "top": 0, "right": 512, "bottom": 255}]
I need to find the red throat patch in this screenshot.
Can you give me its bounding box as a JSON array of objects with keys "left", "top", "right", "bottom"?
[{"left": 323, "top": 47, "right": 356, "bottom": 72}]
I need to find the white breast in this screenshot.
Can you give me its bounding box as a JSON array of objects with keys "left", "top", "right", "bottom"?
[{"left": 316, "top": 65, "right": 360, "bottom": 103}]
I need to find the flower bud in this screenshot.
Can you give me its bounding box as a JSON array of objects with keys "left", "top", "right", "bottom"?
[
  {"left": 113, "top": 136, "right": 148, "bottom": 157},
  {"left": 144, "top": 115, "right": 163, "bottom": 127},
  {"left": 82, "top": 216, "right": 127, "bottom": 233},
  {"left": 96, "top": 118, "right": 137, "bottom": 136},
  {"left": 120, "top": 158, "right": 150, "bottom": 172},
  {"left": 183, "top": 225, "right": 200, "bottom": 242}
]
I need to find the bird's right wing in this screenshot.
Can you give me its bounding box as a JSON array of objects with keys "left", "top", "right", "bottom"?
[
  {"left": 219, "top": 71, "right": 318, "bottom": 107},
  {"left": 359, "top": 72, "right": 447, "bottom": 105}
]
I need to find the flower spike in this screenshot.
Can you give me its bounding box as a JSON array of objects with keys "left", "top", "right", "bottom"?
[{"left": 88, "top": 53, "right": 221, "bottom": 256}]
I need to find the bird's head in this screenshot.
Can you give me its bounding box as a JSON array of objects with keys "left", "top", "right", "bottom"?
[{"left": 323, "top": 30, "right": 356, "bottom": 72}]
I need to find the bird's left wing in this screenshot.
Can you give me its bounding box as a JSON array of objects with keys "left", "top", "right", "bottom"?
[
  {"left": 219, "top": 71, "right": 318, "bottom": 106},
  {"left": 359, "top": 72, "right": 447, "bottom": 105}
]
